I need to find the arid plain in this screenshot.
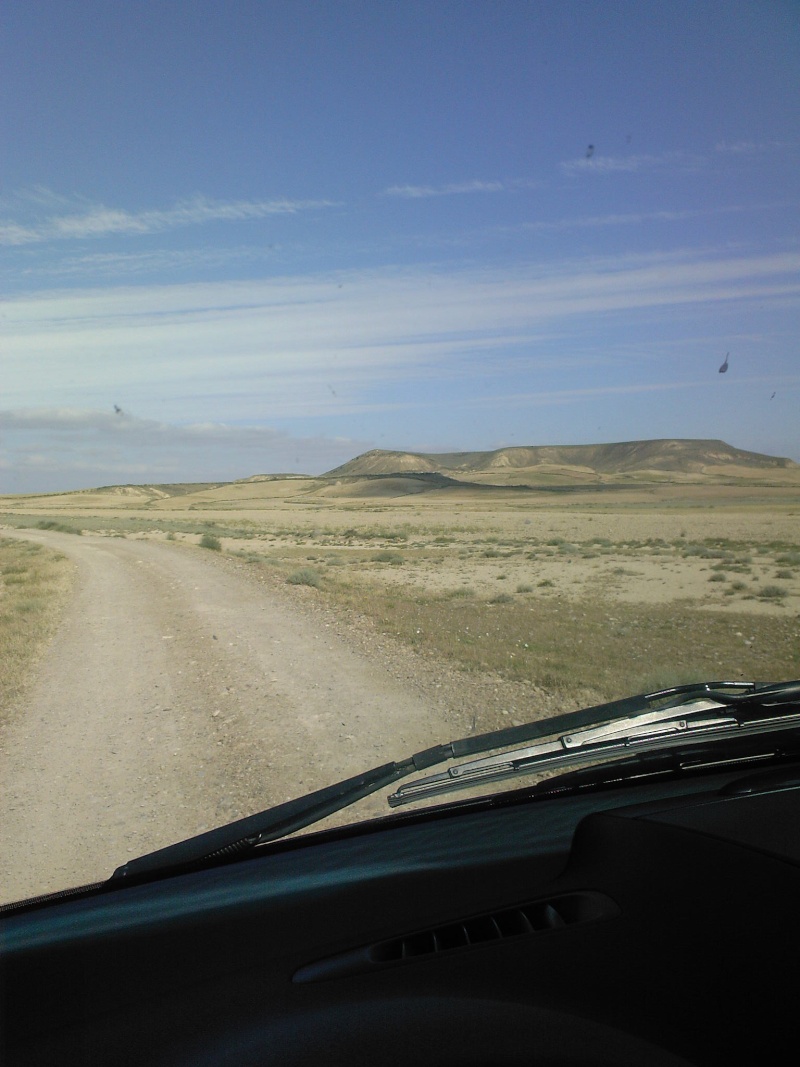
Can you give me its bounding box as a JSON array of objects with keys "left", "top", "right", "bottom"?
[
  {"left": 3, "top": 439, "right": 799, "bottom": 717},
  {"left": 3, "top": 442, "right": 800, "bottom": 897}
]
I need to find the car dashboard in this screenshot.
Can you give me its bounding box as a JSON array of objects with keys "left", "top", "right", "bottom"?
[{"left": 2, "top": 763, "right": 799, "bottom": 1066}]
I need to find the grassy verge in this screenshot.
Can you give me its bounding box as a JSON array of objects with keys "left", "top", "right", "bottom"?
[
  {"left": 314, "top": 578, "right": 800, "bottom": 701},
  {"left": 0, "top": 538, "right": 74, "bottom": 715}
]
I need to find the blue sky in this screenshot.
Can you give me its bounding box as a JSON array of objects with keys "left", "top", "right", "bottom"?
[{"left": 1, "top": 0, "right": 798, "bottom": 492}]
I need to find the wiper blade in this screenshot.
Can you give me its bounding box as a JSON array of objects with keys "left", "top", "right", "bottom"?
[
  {"left": 112, "top": 679, "right": 798, "bottom": 881},
  {"left": 388, "top": 699, "right": 735, "bottom": 805},
  {"left": 528, "top": 727, "right": 800, "bottom": 799},
  {"left": 389, "top": 683, "right": 800, "bottom": 807}
]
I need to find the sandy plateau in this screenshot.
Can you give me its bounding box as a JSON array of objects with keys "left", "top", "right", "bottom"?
[{"left": 1, "top": 462, "right": 799, "bottom": 904}]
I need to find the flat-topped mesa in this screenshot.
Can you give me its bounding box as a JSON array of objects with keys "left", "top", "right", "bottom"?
[{"left": 324, "top": 439, "right": 798, "bottom": 480}]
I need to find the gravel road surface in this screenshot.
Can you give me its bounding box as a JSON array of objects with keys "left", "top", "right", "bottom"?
[{"left": 0, "top": 532, "right": 461, "bottom": 904}]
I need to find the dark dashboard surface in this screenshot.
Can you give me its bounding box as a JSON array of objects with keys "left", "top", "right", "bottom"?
[{"left": 2, "top": 768, "right": 798, "bottom": 1066}]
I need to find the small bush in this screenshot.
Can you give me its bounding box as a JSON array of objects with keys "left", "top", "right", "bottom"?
[
  {"left": 371, "top": 551, "right": 404, "bottom": 565},
  {"left": 488, "top": 592, "right": 513, "bottom": 604},
  {"left": 199, "top": 533, "right": 221, "bottom": 551},
  {"left": 775, "top": 569, "right": 793, "bottom": 580},
  {"left": 286, "top": 567, "right": 321, "bottom": 588},
  {"left": 757, "top": 584, "right": 788, "bottom": 600},
  {"left": 35, "top": 520, "right": 82, "bottom": 535},
  {"left": 516, "top": 583, "right": 533, "bottom": 593},
  {"left": 682, "top": 544, "right": 708, "bottom": 557},
  {"left": 537, "top": 579, "right": 554, "bottom": 588},
  {"left": 708, "top": 572, "right": 726, "bottom": 582}
]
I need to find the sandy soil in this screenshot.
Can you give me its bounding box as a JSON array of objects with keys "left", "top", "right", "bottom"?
[{"left": 0, "top": 532, "right": 468, "bottom": 905}]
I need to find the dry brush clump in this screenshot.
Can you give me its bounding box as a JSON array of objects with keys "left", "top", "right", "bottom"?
[
  {"left": 199, "top": 532, "right": 222, "bottom": 551},
  {"left": 286, "top": 567, "right": 322, "bottom": 588}
]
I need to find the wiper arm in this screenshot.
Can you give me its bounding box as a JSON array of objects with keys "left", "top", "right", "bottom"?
[
  {"left": 388, "top": 699, "right": 736, "bottom": 805},
  {"left": 112, "top": 756, "right": 427, "bottom": 880},
  {"left": 389, "top": 683, "right": 800, "bottom": 807},
  {"left": 112, "top": 679, "right": 799, "bottom": 881}
]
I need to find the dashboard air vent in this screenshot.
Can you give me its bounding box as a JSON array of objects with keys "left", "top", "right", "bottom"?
[{"left": 294, "top": 891, "right": 618, "bottom": 983}]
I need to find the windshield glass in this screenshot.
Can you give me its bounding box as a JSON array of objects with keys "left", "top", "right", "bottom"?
[{"left": 1, "top": 0, "right": 798, "bottom": 904}]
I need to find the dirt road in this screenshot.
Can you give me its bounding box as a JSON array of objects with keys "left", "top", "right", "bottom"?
[{"left": 0, "top": 532, "right": 457, "bottom": 904}]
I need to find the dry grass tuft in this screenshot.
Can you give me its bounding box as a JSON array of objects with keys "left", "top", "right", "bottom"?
[
  {"left": 0, "top": 538, "right": 74, "bottom": 715},
  {"left": 286, "top": 567, "right": 322, "bottom": 588}
]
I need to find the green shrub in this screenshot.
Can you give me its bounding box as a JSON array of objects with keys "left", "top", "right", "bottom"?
[
  {"left": 286, "top": 567, "right": 321, "bottom": 587},
  {"left": 371, "top": 551, "right": 404, "bottom": 565},
  {"left": 199, "top": 533, "right": 221, "bottom": 551},
  {"left": 35, "top": 519, "right": 82, "bottom": 535},
  {"left": 757, "top": 584, "right": 787, "bottom": 600}
]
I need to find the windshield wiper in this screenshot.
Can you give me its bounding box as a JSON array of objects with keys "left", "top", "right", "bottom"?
[
  {"left": 388, "top": 696, "right": 800, "bottom": 806},
  {"left": 112, "top": 679, "right": 800, "bottom": 882}
]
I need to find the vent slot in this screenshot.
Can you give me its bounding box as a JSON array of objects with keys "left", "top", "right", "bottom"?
[
  {"left": 371, "top": 893, "right": 603, "bottom": 964},
  {"left": 294, "top": 891, "right": 618, "bottom": 983}
]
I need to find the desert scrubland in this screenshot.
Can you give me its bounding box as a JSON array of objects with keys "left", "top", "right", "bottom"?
[
  {"left": 3, "top": 472, "right": 799, "bottom": 717},
  {"left": 2, "top": 461, "right": 799, "bottom": 900}
]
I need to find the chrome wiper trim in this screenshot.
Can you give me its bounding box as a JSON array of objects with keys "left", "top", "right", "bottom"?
[
  {"left": 388, "top": 704, "right": 800, "bottom": 807},
  {"left": 389, "top": 700, "right": 732, "bottom": 805}
]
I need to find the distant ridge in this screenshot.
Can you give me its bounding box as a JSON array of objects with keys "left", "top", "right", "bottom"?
[
  {"left": 3, "top": 439, "right": 797, "bottom": 504},
  {"left": 324, "top": 439, "right": 798, "bottom": 481}
]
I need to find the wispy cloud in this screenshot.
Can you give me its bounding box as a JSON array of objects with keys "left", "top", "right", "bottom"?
[
  {"left": 14, "top": 245, "right": 280, "bottom": 279},
  {"left": 561, "top": 150, "right": 705, "bottom": 176},
  {"left": 521, "top": 207, "right": 726, "bottom": 234},
  {"left": 0, "top": 192, "right": 337, "bottom": 246},
  {"left": 714, "top": 139, "right": 794, "bottom": 155},
  {"left": 0, "top": 409, "right": 367, "bottom": 490},
  {"left": 460, "top": 375, "right": 800, "bottom": 410},
  {"left": 4, "top": 249, "right": 798, "bottom": 427},
  {"left": 383, "top": 179, "right": 507, "bottom": 198},
  {"left": 513, "top": 200, "right": 793, "bottom": 237}
]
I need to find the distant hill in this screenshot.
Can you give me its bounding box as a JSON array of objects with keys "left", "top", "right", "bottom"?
[
  {"left": 324, "top": 440, "right": 799, "bottom": 485},
  {"left": 3, "top": 439, "right": 797, "bottom": 509},
  {"left": 90, "top": 482, "right": 228, "bottom": 497}
]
